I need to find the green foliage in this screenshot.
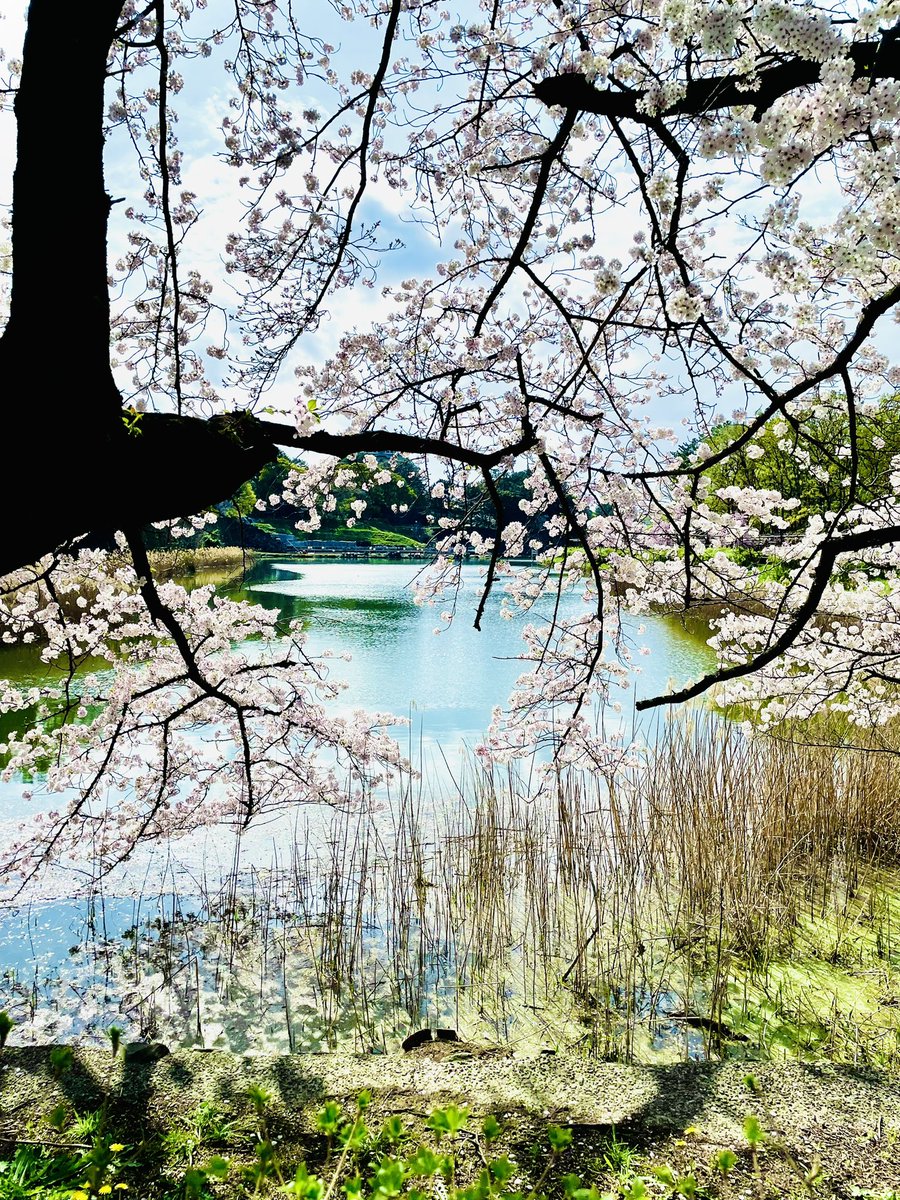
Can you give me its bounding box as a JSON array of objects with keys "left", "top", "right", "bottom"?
[
  {"left": 107, "top": 1024, "right": 123, "bottom": 1057},
  {"left": 70, "top": 1109, "right": 105, "bottom": 1140},
  {"left": 712, "top": 1149, "right": 737, "bottom": 1175},
  {"left": 381, "top": 1116, "right": 407, "bottom": 1146},
  {"left": 0, "top": 1144, "right": 83, "bottom": 1199},
  {"left": 225, "top": 481, "right": 258, "bottom": 520},
  {"left": 0, "top": 1012, "right": 14, "bottom": 1049},
  {"left": 318, "top": 524, "right": 424, "bottom": 548},
  {"left": 163, "top": 1101, "right": 234, "bottom": 1166},
  {"left": 545, "top": 1126, "right": 572, "bottom": 1153},
  {"left": 699, "top": 395, "right": 900, "bottom": 533},
  {"left": 244, "top": 1082, "right": 272, "bottom": 1116},
  {"left": 188, "top": 1101, "right": 233, "bottom": 1146},
  {"left": 286, "top": 1162, "right": 325, "bottom": 1198},
  {"left": 427, "top": 1105, "right": 469, "bottom": 1139},
  {"left": 482, "top": 1116, "right": 503, "bottom": 1143},
  {"left": 44, "top": 1103, "right": 69, "bottom": 1133},
  {"left": 180, "top": 1155, "right": 230, "bottom": 1200},
  {"left": 0, "top": 1082, "right": 882, "bottom": 1200},
  {"left": 601, "top": 1131, "right": 635, "bottom": 1175},
  {"left": 122, "top": 407, "right": 144, "bottom": 437},
  {"left": 317, "top": 1100, "right": 344, "bottom": 1138},
  {"left": 742, "top": 1115, "right": 765, "bottom": 1147},
  {"left": 621, "top": 1180, "right": 648, "bottom": 1200}
]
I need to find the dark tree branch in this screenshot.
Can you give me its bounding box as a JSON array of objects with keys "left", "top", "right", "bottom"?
[
  {"left": 257, "top": 419, "right": 537, "bottom": 470},
  {"left": 125, "top": 528, "right": 258, "bottom": 823},
  {"left": 0, "top": 409, "right": 536, "bottom": 578},
  {"left": 534, "top": 29, "right": 900, "bottom": 122},
  {"left": 473, "top": 466, "right": 506, "bottom": 631},
  {"left": 637, "top": 522, "right": 900, "bottom": 710},
  {"left": 0, "top": 413, "right": 276, "bottom": 576}
]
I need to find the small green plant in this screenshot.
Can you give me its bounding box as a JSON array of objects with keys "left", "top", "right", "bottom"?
[
  {"left": 674, "top": 1176, "right": 699, "bottom": 1198},
  {"left": 381, "top": 1115, "right": 406, "bottom": 1146},
  {"left": 481, "top": 1115, "right": 503, "bottom": 1143},
  {"left": 107, "top": 1025, "right": 124, "bottom": 1058},
  {"left": 649, "top": 1164, "right": 699, "bottom": 1197},
  {"left": 602, "top": 1129, "right": 635, "bottom": 1175},
  {"left": 45, "top": 1102, "right": 69, "bottom": 1133},
  {"left": 621, "top": 1180, "right": 648, "bottom": 1200},
  {"left": 71, "top": 1109, "right": 105, "bottom": 1140},
  {"left": 743, "top": 1113, "right": 765, "bottom": 1185},
  {"left": 48, "top": 1045, "right": 74, "bottom": 1079},
  {"left": 317, "top": 1100, "right": 343, "bottom": 1139},
  {"left": 181, "top": 1155, "right": 229, "bottom": 1199},
  {"left": 0, "top": 1011, "right": 14, "bottom": 1049},
  {"left": 546, "top": 1125, "right": 573, "bottom": 1153},
  {"left": 188, "top": 1101, "right": 233, "bottom": 1147},
  {"left": 713, "top": 1149, "right": 737, "bottom": 1175},
  {"left": 71, "top": 1137, "right": 131, "bottom": 1197},
  {"left": 122, "top": 406, "right": 144, "bottom": 436},
  {"left": 244, "top": 1083, "right": 287, "bottom": 1190},
  {"left": 286, "top": 1161, "right": 326, "bottom": 1199},
  {"left": 245, "top": 1082, "right": 273, "bottom": 1116},
  {"left": 427, "top": 1104, "right": 469, "bottom": 1139},
  {"left": 743, "top": 1114, "right": 765, "bottom": 1147}
]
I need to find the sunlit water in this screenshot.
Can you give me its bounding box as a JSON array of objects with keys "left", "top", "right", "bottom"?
[
  {"left": 241, "top": 558, "right": 713, "bottom": 754},
  {"left": 0, "top": 558, "right": 716, "bottom": 1051}
]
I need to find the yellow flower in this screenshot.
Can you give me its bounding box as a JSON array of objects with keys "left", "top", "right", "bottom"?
[
  {"left": 99, "top": 1187, "right": 113, "bottom": 1195},
  {"left": 114, "top": 1187, "right": 129, "bottom": 1192},
  {"left": 70, "top": 1191, "right": 89, "bottom": 1200},
  {"left": 110, "top": 1144, "right": 126, "bottom": 1153}
]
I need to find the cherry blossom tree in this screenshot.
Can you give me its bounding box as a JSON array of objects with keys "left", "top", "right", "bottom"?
[{"left": 2, "top": 0, "right": 900, "bottom": 881}]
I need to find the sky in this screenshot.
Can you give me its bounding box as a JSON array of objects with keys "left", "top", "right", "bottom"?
[{"left": 0, "top": 0, "right": 445, "bottom": 423}]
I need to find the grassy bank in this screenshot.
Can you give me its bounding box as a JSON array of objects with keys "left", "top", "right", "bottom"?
[{"left": 312, "top": 524, "right": 424, "bottom": 548}]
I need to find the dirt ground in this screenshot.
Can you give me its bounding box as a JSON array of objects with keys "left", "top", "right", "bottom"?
[{"left": 1, "top": 1044, "right": 898, "bottom": 1197}]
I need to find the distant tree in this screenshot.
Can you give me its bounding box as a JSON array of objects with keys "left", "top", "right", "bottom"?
[{"left": 701, "top": 397, "right": 900, "bottom": 531}]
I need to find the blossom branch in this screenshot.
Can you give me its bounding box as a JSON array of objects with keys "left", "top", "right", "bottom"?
[{"left": 637, "top": 523, "right": 900, "bottom": 710}]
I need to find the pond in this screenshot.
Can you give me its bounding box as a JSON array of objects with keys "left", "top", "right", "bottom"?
[
  {"left": 0, "top": 556, "right": 719, "bottom": 1055},
  {"left": 226, "top": 557, "right": 715, "bottom": 755}
]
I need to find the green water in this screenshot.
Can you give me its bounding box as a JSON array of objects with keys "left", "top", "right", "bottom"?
[
  {"left": 0, "top": 557, "right": 716, "bottom": 750},
  {"left": 229, "top": 558, "right": 716, "bottom": 745}
]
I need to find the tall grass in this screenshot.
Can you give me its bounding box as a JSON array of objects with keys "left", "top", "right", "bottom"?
[{"left": 5, "top": 716, "right": 900, "bottom": 1066}]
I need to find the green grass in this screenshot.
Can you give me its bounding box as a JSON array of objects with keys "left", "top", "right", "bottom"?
[
  {"left": 2, "top": 1083, "right": 892, "bottom": 1200},
  {"left": 316, "top": 524, "right": 424, "bottom": 548}
]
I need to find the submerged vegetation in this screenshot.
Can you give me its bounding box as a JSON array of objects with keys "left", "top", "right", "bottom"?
[{"left": 4, "top": 716, "right": 899, "bottom": 1072}]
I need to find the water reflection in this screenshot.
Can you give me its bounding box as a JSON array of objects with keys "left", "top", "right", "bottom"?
[
  {"left": 243, "top": 559, "right": 715, "bottom": 740},
  {"left": 0, "top": 558, "right": 722, "bottom": 1056}
]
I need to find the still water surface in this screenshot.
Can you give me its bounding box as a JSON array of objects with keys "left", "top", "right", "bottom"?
[{"left": 233, "top": 558, "right": 714, "bottom": 748}]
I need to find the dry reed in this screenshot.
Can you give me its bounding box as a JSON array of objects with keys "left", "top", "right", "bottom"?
[{"left": 7, "top": 715, "right": 900, "bottom": 1065}]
